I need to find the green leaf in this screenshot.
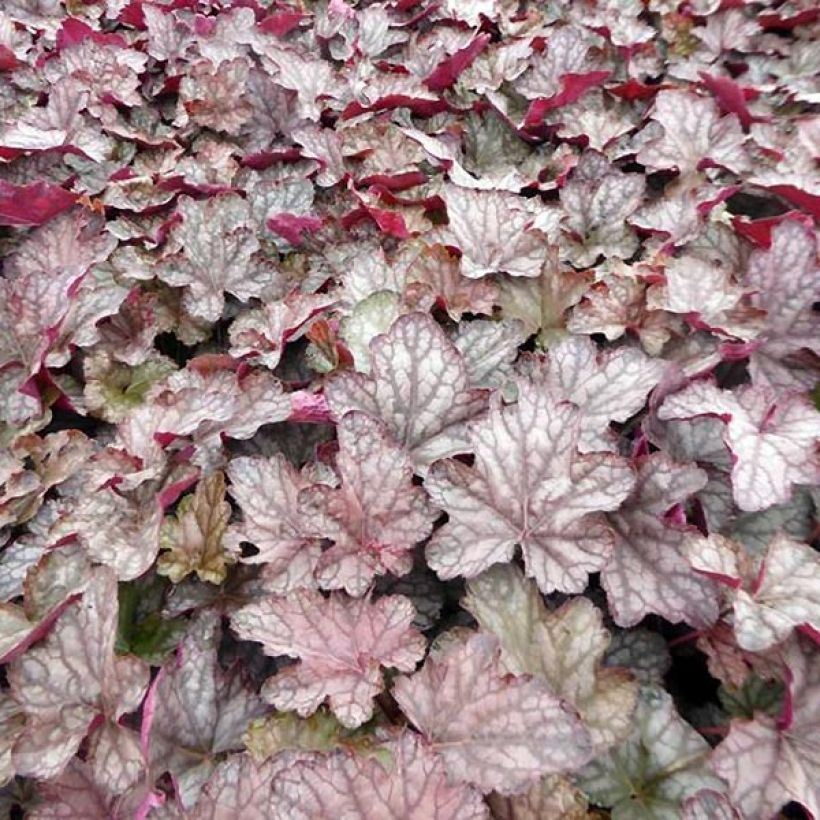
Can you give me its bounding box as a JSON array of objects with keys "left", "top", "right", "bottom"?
[
  {"left": 244, "top": 709, "right": 379, "bottom": 763},
  {"left": 718, "top": 675, "right": 785, "bottom": 721},
  {"left": 116, "top": 575, "right": 188, "bottom": 665},
  {"left": 577, "top": 686, "right": 725, "bottom": 820}
]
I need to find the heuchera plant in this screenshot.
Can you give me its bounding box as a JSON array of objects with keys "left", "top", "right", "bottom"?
[{"left": 0, "top": 0, "right": 818, "bottom": 817}]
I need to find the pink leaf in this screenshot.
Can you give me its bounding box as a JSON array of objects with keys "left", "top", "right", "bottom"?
[
  {"left": 688, "top": 533, "right": 820, "bottom": 652},
  {"left": 289, "top": 391, "right": 332, "bottom": 424},
  {"left": 28, "top": 759, "right": 160, "bottom": 820},
  {"left": 64, "top": 486, "right": 162, "bottom": 581},
  {"left": 229, "top": 292, "right": 334, "bottom": 370},
  {"left": 659, "top": 381, "right": 820, "bottom": 512},
  {"left": 533, "top": 336, "right": 667, "bottom": 452},
  {"left": 0, "top": 78, "right": 114, "bottom": 161},
  {"left": 9, "top": 568, "right": 149, "bottom": 780},
  {"left": 156, "top": 195, "right": 265, "bottom": 322},
  {"left": 1, "top": 212, "right": 117, "bottom": 410},
  {"left": 440, "top": 185, "right": 547, "bottom": 278},
  {"left": 682, "top": 790, "right": 741, "bottom": 820},
  {"left": 149, "top": 613, "right": 265, "bottom": 807},
  {"left": 559, "top": 151, "right": 644, "bottom": 266},
  {"left": 392, "top": 633, "right": 593, "bottom": 794},
  {"left": 711, "top": 637, "right": 820, "bottom": 819},
  {"left": 745, "top": 219, "right": 820, "bottom": 391},
  {"left": 226, "top": 454, "right": 321, "bottom": 593},
  {"left": 271, "top": 732, "right": 489, "bottom": 819},
  {"left": 119, "top": 363, "right": 291, "bottom": 469},
  {"left": 425, "top": 378, "right": 635, "bottom": 594},
  {"left": 405, "top": 244, "right": 498, "bottom": 321},
  {"left": 184, "top": 753, "right": 289, "bottom": 818},
  {"left": 647, "top": 254, "right": 761, "bottom": 341},
  {"left": 637, "top": 90, "right": 749, "bottom": 175},
  {"left": 179, "top": 58, "right": 253, "bottom": 133},
  {"left": 326, "top": 313, "right": 487, "bottom": 469},
  {"left": 300, "top": 412, "right": 440, "bottom": 595},
  {"left": 601, "top": 452, "right": 720, "bottom": 628},
  {"left": 524, "top": 70, "right": 612, "bottom": 126},
  {"left": 231, "top": 590, "right": 426, "bottom": 728},
  {"left": 734, "top": 534, "right": 820, "bottom": 651}
]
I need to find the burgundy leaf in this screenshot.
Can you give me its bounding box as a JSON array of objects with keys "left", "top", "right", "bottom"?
[{"left": 0, "top": 181, "right": 76, "bottom": 227}]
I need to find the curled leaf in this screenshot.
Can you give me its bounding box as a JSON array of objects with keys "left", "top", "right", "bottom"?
[{"left": 158, "top": 471, "right": 235, "bottom": 585}]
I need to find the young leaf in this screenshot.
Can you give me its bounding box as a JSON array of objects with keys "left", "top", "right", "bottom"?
[
  {"left": 405, "top": 243, "right": 497, "bottom": 320},
  {"left": 115, "top": 576, "right": 188, "bottom": 665},
  {"left": 229, "top": 292, "right": 334, "bottom": 370},
  {"left": 157, "top": 471, "right": 235, "bottom": 585},
  {"left": 244, "top": 710, "right": 360, "bottom": 763},
  {"left": 648, "top": 255, "right": 758, "bottom": 340}
]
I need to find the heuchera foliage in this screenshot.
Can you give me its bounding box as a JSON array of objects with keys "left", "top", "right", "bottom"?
[{"left": 0, "top": 0, "right": 818, "bottom": 817}]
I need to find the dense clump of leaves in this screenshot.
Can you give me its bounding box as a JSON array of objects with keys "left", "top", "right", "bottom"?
[{"left": 0, "top": 0, "right": 818, "bottom": 817}]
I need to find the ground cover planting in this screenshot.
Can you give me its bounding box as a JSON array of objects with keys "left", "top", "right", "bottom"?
[{"left": 0, "top": 0, "right": 818, "bottom": 817}]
